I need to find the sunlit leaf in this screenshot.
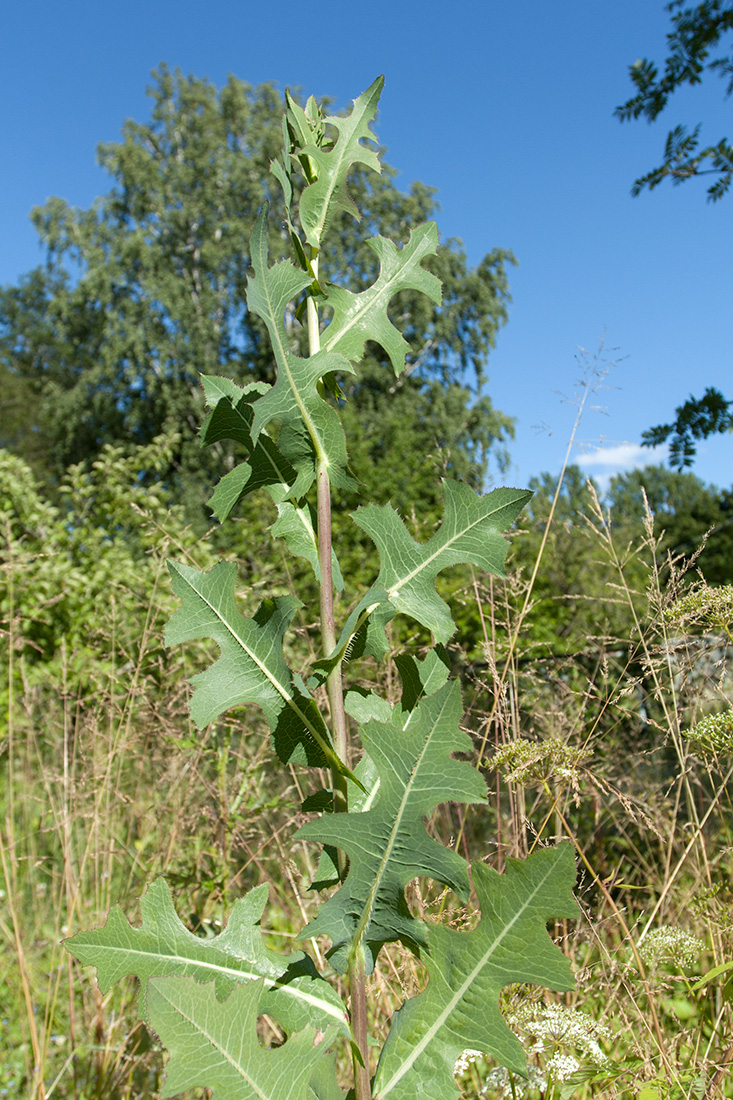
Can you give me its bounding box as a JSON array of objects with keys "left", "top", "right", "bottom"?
[
  {"left": 271, "top": 501, "right": 344, "bottom": 591},
  {"left": 245, "top": 208, "right": 356, "bottom": 490},
  {"left": 323, "top": 222, "right": 441, "bottom": 375},
  {"left": 147, "top": 975, "right": 331, "bottom": 1100},
  {"left": 298, "top": 77, "right": 384, "bottom": 248},
  {"left": 165, "top": 559, "right": 350, "bottom": 775},
  {"left": 373, "top": 846, "right": 578, "bottom": 1098},
  {"left": 337, "top": 481, "right": 532, "bottom": 659},
  {"left": 65, "top": 878, "right": 349, "bottom": 1038},
  {"left": 298, "top": 681, "right": 486, "bottom": 973}
]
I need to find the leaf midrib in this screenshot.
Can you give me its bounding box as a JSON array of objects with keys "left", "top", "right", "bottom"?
[
  {"left": 350, "top": 689, "right": 454, "bottom": 959},
  {"left": 355, "top": 678, "right": 440, "bottom": 817},
  {"left": 386, "top": 491, "right": 525, "bottom": 599},
  {"left": 306, "top": 107, "right": 372, "bottom": 245},
  {"left": 93, "top": 942, "right": 348, "bottom": 1025},
  {"left": 374, "top": 858, "right": 561, "bottom": 1098},
  {"left": 251, "top": 230, "right": 324, "bottom": 462},
  {"left": 152, "top": 980, "right": 269, "bottom": 1098},
  {"left": 176, "top": 566, "right": 330, "bottom": 758},
  {"left": 322, "top": 230, "right": 431, "bottom": 356}
]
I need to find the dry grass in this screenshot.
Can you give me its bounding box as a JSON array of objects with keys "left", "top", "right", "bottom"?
[
  {"left": 2, "top": 470, "right": 732, "bottom": 1099},
  {"left": 449, "top": 473, "right": 733, "bottom": 1099}
]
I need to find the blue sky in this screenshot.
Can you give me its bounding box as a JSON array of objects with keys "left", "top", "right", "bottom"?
[{"left": 2, "top": 0, "right": 732, "bottom": 492}]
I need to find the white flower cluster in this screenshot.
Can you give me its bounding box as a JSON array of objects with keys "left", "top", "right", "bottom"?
[
  {"left": 544, "top": 1053, "right": 580, "bottom": 1082},
  {"left": 453, "top": 1049, "right": 485, "bottom": 1076},
  {"left": 453, "top": 1005, "right": 609, "bottom": 1096},
  {"left": 665, "top": 583, "right": 733, "bottom": 630},
  {"left": 638, "top": 926, "right": 705, "bottom": 969},
  {"left": 480, "top": 1064, "right": 548, "bottom": 1099},
  {"left": 685, "top": 711, "right": 733, "bottom": 756},
  {"left": 507, "top": 1002, "right": 610, "bottom": 1066},
  {"left": 491, "top": 737, "right": 591, "bottom": 788}
]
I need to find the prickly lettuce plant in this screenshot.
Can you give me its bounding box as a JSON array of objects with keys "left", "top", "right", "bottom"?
[{"left": 66, "top": 78, "right": 578, "bottom": 1100}]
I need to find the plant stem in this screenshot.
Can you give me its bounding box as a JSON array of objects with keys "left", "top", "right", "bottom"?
[
  {"left": 308, "top": 253, "right": 371, "bottom": 1098},
  {"left": 316, "top": 464, "right": 349, "bottom": 817},
  {"left": 307, "top": 253, "right": 350, "bottom": 819},
  {"left": 349, "top": 948, "right": 373, "bottom": 1100}
]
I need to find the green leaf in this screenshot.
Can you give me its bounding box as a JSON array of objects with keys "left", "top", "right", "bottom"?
[
  {"left": 298, "top": 77, "right": 384, "bottom": 248},
  {"left": 146, "top": 975, "right": 331, "bottom": 1100},
  {"left": 199, "top": 375, "right": 312, "bottom": 519},
  {"left": 314, "top": 650, "right": 454, "bottom": 889},
  {"left": 373, "top": 846, "right": 578, "bottom": 1099},
  {"left": 308, "top": 1052, "right": 348, "bottom": 1100},
  {"left": 690, "top": 959, "right": 733, "bottom": 990},
  {"left": 165, "top": 559, "right": 344, "bottom": 774},
  {"left": 284, "top": 91, "right": 328, "bottom": 189},
  {"left": 342, "top": 646, "right": 451, "bottom": 810},
  {"left": 271, "top": 501, "right": 344, "bottom": 591},
  {"left": 64, "top": 878, "right": 349, "bottom": 1038},
  {"left": 245, "top": 206, "right": 311, "bottom": 359},
  {"left": 339, "top": 481, "right": 532, "bottom": 659},
  {"left": 297, "top": 681, "right": 486, "bottom": 973},
  {"left": 245, "top": 208, "right": 356, "bottom": 490},
  {"left": 322, "top": 222, "right": 442, "bottom": 375},
  {"left": 307, "top": 749, "right": 382, "bottom": 892},
  {"left": 393, "top": 646, "right": 451, "bottom": 715},
  {"left": 199, "top": 375, "right": 270, "bottom": 446},
  {"left": 344, "top": 688, "right": 394, "bottom": 726},
  {"left": 310, "top": 653, "right": 450, "bottom": 894}
]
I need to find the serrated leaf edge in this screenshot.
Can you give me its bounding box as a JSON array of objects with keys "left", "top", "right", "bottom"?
[
  {"left": 373, "top": 851, "right": 575, "bottom": 1098},
  {"left": 167, "top": 561, "right": 352, "bottom": 780}
]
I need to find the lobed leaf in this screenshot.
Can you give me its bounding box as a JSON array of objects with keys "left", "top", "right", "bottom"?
[
  {"left": 337, "top": 481, "right": 532, "bottom": 660},
  {"left": 271, "top": 501, "right": 344, "bottom": 591},
  {"left": 309, "top": 649, "right": 450, "bottom": 893},
  {"left": 393, "top": 646, "right": 451, "bottom": 714},
  {"left": 199, "top": 375, "right": 270, "bottom": 446},
  {"left": 297, "top": 680, "right": 486, "bottom": 973},
  {"left": 199, "top": 375, "right": 313, "bottom": 519},
  {"left": 65, "top": 878, "right": 350, "bottom": 1039},
  {"left": 307, "top": 1052, "right": 349, "bottom": 1100},
  {"left": 146, "top": 975, "right": 331, "bottom": 1100},
  {"left": 199, "top": 377, "right": 347, "bottom": 576},
  {"left": 306, "top": 746, "right": 382, "bottom": 892},
  {"left": 298, "top": 76, "right": 384, "bottom": 248},
  {"left": 165, "top": 559, "right": 351, "bottom": 777},
  {"left": 372, "top": 846, "right": 578, "bottom": 1099},
  {"left": 322, "top": 222, "right": 442, "bottom": 375},
  {"left": 311, "top": 651, "right": 451, "bottom": 893},
  {"left": 245, "top": 208, "right": 356, "bottom": 490}
]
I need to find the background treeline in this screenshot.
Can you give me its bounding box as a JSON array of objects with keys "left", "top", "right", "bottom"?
[{"left": 2, "top": 69, "right": 732, "bottom": 1099}]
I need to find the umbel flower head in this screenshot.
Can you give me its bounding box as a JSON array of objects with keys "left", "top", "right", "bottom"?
[
  {"left": 491, "top": 737, "right": 591, "bottom": 793},
  {"left": 665, "top": 583, "right": 733, "bottom": 633},
  {"left": 506, "top": 1002, "right": 610, "bottom": 1067},
  {"left": 638, "top": 926, "right": 705, "bottom": 969},
  {"left": 685, "top": 711, "right": 733, "bottom": 756}
]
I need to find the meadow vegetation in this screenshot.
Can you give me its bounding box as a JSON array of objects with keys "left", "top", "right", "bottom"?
[
  {"left": 3, "top": 436, "right": 732, "bottom": 1098},
  {"left": 1, "top": 73, "right": 732, "bottom": 1100}
]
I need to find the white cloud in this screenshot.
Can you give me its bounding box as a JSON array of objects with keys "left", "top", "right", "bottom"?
[
  {"left": 575, "top": 442, "right": 666, "bottom": 471},
  {"left": 572, "top": 442, "right": 669, "bottom": 494}
]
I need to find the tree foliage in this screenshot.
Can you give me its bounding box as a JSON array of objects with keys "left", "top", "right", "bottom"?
[
  {"left": 508, "top": 467, "right": 630, "bottom": 660},
  {"left": 616, "top": 4, "right": 733, "bottom": 468},
  {"left": 642, "top": 385, "right": 733, "bottom": 468},
  {"left": 608, "top": 462, "right": 733, "bottom": 584},
  {"left": 616, "top": 0, "right": 733, "bottom": 201},
  {"left": 0, "top": 435, "right": 213, "bottom": 691},
  {"left": 0, "top": 66, "right": 514, "bottom": 520}
]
